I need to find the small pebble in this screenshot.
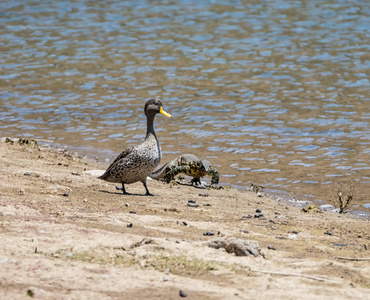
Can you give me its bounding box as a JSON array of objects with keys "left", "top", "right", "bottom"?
[
  {"left": 177, "top": 220, "right": 188, "bottom": 226},
  {"left": 203, "top": 203, "right": 212, "bottom": 206},
  {"left": 179, "top": 290, "right": 187, "bottom": 297},
  {"left": 203, "top": 231, "right": 214, "bottom": 236},
  {"left": 62, "top": 193, "right": 69, "bottom": 197},
  {"left": 289, "top": 230, "right": 299, "bottom": 234},
  {"left": 24, "top": 172, "right": 31, "bottom": 176},
  {"left": 199, "top": 193, "right": 209, "bottom": 197},
  {"left": 332, "top": 243, "right": 346, "bottom": 247},
  {"left": 187, "top": 203, "right": 199, "bottom": 208},
  {"left": 124, "top": 203, "right": 130, "bottom": 207},
  {"left": 163, "top": 276, "right": 169, "bottom": 282},
  {"left": 241, "top": 215, "right": 252, "bottom": 219},
  {"left": 129, "top": 211, "right": 136, "bottom": 214},
  {"left": 188, "top": 199, "right": 196, "bottom": 203},
  {"left": 71, "top": 172, "right": 80, "bottom": 176},
  {"left": 0, "top": 257, "right": 9, "bottom": 264},
  {"left": 127, "top": 223, "right": 133, "bottom": 228},
  {"left": 268, "top": 245, "right": 276, "bottom": 250},
  {"left": 324, "top": 231, "right": 333, "bottom": 236},
  {"left": 240, "top": 229, "right": 249, "bottom": 233},
  {"left": 254, "top": 213, "right": 264, "bottom": 218},
  {"left": 116, "top": 186, "right": 123, "bottom": 190},
  {"left": 256, "top": 208, "right": 262, "bottom": 213}
]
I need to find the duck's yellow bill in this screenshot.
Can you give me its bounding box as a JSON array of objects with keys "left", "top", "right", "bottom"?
[{"left": 160, "top": 107, "right": 172, "bottom": 118}]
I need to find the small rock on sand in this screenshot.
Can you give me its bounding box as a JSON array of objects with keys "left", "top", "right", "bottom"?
[
  {"left": 209, "top": 238, "right": 262, "bottom": 257},
  {"left": 179, "top": 290, "right": 187, "bottom": 297}
]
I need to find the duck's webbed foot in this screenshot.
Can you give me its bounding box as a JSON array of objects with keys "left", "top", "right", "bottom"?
[
  {"left": 143, "top": 182, "right": 154, "bottom": 196},
  {"left": 116, "top": 183, "right": 132, "bottom": 195}
]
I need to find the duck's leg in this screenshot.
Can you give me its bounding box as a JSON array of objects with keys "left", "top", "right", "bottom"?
[
  {"left": 143, "top": 181, "right": 154, "bottom": 196},
  {"left": 121, "top": 183, "right": 129, "bottom": 195},
  {"left": 116, "top": 183, "right": 131, "bottom": 195}
]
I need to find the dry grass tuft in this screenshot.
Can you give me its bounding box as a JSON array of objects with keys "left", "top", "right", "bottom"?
[{"left": 332, "top": 183, "right": 355, "bottom": 213}]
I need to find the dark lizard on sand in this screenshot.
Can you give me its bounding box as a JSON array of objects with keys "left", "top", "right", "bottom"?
[{"left": 150, "top": 154, "right": 222, "bottom": 189}]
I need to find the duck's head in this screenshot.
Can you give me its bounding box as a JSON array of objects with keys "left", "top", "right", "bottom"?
[{"left": 144, "top": 97, "right": 171, "bottom": 118}]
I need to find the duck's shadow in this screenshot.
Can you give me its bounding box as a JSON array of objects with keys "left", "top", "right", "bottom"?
[{"left": 98, "top": 190, "right": 155, "bottom": 197}]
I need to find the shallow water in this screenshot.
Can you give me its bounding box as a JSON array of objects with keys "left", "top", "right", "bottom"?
[{"left": 0, "top": 0, "right": 369, "bottom": 213}]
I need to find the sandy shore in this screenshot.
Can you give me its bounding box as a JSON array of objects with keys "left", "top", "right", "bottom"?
[{"left": 0, "top": 139, "right": 369, "bottom": 299}]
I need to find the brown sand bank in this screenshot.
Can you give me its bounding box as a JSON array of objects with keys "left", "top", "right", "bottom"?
[{"left": 0, "top": 139, "right": 369, "bottom": 299}]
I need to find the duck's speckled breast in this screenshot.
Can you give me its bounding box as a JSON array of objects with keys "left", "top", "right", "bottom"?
[{"left": 139, "top": 133, "right": 161, "bottom": 166}]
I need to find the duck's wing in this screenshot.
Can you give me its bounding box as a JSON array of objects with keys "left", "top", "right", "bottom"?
[
  {"left": 110, "top": 147, "right": 135, "bottom": 166},
  {"left": 99, "top": 147, "right": 135, "bottom": 178}
]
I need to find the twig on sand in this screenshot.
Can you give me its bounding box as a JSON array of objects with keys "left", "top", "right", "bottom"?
[
  {"left": 335, "top": 257, "right": 370, "bottom": 261},
  {"left": 249, "top": 268, "right": 338, "bottom": 283}
]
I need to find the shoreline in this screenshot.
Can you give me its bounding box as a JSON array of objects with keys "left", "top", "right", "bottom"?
[
  {"left": 0, "top": 139, "right": 369, "bottom": 299},
  {"left": 4, "top": 136, "right": 368, "bottom": 218}
]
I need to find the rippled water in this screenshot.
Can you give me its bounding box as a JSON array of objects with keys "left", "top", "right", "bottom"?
[{"left": 1, "top": 0, "right": 369, "bottom": 213}]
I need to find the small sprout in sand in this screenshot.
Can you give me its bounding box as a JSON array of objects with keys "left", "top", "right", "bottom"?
[
  {"left": 332, "top": 184, "right": 355, "bottom": 214},
  {"left": 27, "top": 289, "right": 34, "bottom": 297}
]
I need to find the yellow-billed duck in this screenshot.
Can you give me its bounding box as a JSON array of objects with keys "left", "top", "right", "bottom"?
[{"left": 99, "top": 97, "right": 171, "bottom": 196}]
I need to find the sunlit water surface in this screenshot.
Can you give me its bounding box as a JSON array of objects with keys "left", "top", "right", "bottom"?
[{"left": 1, "top": 0, "right": 369, "bottom": 215}]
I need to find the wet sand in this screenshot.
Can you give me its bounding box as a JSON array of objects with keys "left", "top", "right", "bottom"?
[{"left": 0, "top": 139, "right": 369, "bottom": 299}]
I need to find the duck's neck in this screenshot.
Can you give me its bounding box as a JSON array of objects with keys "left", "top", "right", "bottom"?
[
  {"left": 145, "top": 113, "right": 162, "bottom": 160},
  {"left": 145, "top": 113, "right": 156, "bottom": 139}
]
